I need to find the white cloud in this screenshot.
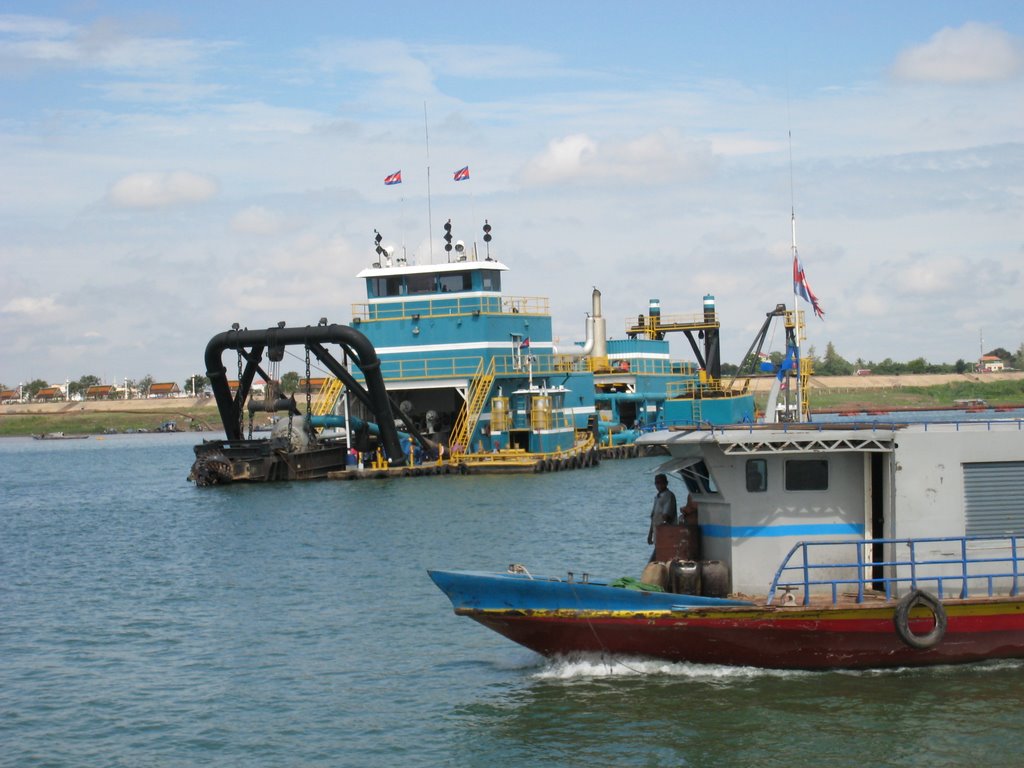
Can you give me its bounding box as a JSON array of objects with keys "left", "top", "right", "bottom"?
[
  {"left": 108, "top": 171, "right": 219, "bottom": 209},
  {"left": 3, "top": 295, "right": 58, "bottom": 315},
  {"left": 231, "top": 206, "right": 288, "bottom": 236},
  {"left": 891, "top": 22, "right": 1024, "bottom": 84},
  {"left": 0, "top": 13, "right": 231, "bottom": 74},
  {"left": 90, "top": 81, "right": 226, "bottom": 104},
  {"left": 519, "top": 130, "right": 715, "bottom": 186},
  {"left": 0, "top": 14, "right": 73, "bottom": 38}
]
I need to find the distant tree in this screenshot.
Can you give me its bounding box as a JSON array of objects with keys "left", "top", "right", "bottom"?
[
  {"left": 280, "top": 371, "right": 300, "bottom": 394},
  {"left": 986, "top": 347, "right": 1013, "bottom": 361},
  {"left": 874, "top": 358, "right": 901, "bottom": 375},
  {"left": 817, "top": 342, "right": 855, "bottom": 376},
  {"left": 184, "top": 374, "right": 210, "bottom": 396},
  {"left": 906, "top": 357, "right": 928, "bottom": 374},
  {"left": 955, "top": 359, "right": 967, "bottom": 374},
  {"left": 25, "top": 379, "right": 49, "bottom": 399},
  {"left": 1013, "top": 343, "right": 1024, "bottom": 371},
  {"left": 137, "top": 375, "right": 154, "bottom": 396},
  {"left": 720, "top": 362, "right": 739, "bottom": 377},
  {"left": 68, "top": 374, "right": 102, "bottom": 398}
]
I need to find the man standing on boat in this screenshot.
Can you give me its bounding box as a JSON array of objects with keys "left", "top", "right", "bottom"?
[{"left": 648, "top": 473, "right": 678, "bottom": 560}]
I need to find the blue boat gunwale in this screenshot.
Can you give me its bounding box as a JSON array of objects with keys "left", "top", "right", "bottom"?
[{"left": 427, "top": 568, "right": 756, "bottom": 611}]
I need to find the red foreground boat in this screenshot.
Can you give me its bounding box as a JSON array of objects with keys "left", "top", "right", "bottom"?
[{"left": 431, "top": 421, "right": 1024, "bottom": 669}]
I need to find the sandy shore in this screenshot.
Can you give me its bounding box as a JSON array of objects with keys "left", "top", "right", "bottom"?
[{"left": 742, "top": 371, "right": 1024, "bottom": 393}]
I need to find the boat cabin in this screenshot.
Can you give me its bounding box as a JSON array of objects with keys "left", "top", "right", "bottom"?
[{"left": 644, "top": 421, "right": 1024, "bottom": 599}]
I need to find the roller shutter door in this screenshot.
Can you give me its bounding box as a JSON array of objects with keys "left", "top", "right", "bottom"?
[{"left": 963, "top": 461, "right": 1024, "bottom": 536}]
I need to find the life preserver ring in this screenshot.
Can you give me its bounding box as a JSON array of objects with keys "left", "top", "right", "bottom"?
[{"left": 893, "top": 589, "right": 947, "bottom": 649}]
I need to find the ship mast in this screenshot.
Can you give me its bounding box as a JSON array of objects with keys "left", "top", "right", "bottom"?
[{"left": 788, "top": 129, "right": 809, "bottom": 423}]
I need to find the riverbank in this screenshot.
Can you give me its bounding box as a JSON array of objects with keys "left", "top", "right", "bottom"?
[
  {"left": 0, "top": 397, "right": 225, "bottom": 437},
  {"left": 3, "top": 372, "right": 1023, "bottom": 436}
]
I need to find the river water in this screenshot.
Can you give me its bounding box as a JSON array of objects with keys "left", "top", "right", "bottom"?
[{"left": 3, "top": 431, "right": 1023, "bottom": 767}]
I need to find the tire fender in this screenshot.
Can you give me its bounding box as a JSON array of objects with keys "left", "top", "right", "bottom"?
[{"left": 894, "top": 589, "right": 947, "bottom": 650}]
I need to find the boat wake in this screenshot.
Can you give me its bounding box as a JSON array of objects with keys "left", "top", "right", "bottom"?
[
  {"left": 532, "top": 653, "right": 812, "bottom": 681},
  {"left": 533, "top": 654, "right": 1024, "bottom": 681}
]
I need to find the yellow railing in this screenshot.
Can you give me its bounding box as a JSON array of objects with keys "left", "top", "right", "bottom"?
[
  {"left": 449, "top": 358, "right": 495, "bottom": 457},
  {"left": 311, "top": 378, "right": 343, "bottom": 416},
  {"left": 624, "top": 312, "right": 718, "bottom": 336}
]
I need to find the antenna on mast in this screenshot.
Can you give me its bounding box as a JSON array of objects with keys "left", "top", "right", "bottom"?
[{"left": 424, "top": 102, "right": 434, "bottom": 263}]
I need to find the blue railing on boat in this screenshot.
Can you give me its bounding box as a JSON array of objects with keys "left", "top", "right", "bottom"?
[{"left": 766, "top": 535, "right": 1024, "bottom": 606}]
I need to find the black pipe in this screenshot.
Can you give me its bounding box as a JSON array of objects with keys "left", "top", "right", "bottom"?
[{"left": 204, "top": 323, "right": 404, "bottom": 461}]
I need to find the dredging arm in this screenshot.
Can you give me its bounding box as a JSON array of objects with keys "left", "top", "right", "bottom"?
[{"left": 204, "top": 322, "right": 405, "bottom": 461}]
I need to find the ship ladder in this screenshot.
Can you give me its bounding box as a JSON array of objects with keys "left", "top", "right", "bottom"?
[
  {"left": 691, "top": 396, "right": 703, "bottom": 427},
  {"left": 449, "top": 358, "right": 496, "bottom": 459},
  {"left": 311, "top": 377, "right": 343, "bottom": 417}
]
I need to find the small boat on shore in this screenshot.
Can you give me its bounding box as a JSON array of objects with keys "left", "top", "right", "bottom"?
[
  {"left": 430, "top": 418, "right": 1024, "bottom": 669},
  {"left": 32, "top": 432, "right": 89, "bottom": 440}
]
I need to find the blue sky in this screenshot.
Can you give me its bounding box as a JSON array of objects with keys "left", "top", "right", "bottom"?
[{"left": 2, "top": 2, "right": 1023, "bottom": 386}]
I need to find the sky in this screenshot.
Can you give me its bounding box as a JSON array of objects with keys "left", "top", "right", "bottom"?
[{"left": 2, "top": 1, "right": 1023, "bottom": 387}]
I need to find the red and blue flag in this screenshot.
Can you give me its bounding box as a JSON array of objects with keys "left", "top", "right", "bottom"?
[
  {"left": 384, "top": 170, "right": 402, "bottom": 186},
  {"left": 453, "top": 166, "right": 470, "bottom": 182},
  {"left": 793, "top": 255, "right": 824, "bottom": 319}
]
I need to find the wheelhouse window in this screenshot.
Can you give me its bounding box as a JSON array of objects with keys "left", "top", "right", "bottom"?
[
  {"left": 481, "top": 270, "right": 501, "bottom": 291},
  {"left": 746, "top": 459, "right": 767, "bottom": 492},
  {"left": 785, "top": 459, "right": 828, "bottom": 491},
  {"left": 438, "top": 272, "right": 472, "bottom": 293},
  {"left": 407, "top": 273, "right": 436, "bottom": 295},
  {"left": 368, "top": 276, "right": 404, "bottom": 298}
]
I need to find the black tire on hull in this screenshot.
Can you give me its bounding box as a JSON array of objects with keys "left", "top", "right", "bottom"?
[{"left": 893, "top": 589, "right": 947, "bottom": 649}]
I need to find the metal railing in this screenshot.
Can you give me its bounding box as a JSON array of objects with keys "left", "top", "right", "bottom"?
[
  {"left": 767, "top": 535, "right": 1024, "bottom": 605},
  {"left": 351, "top": 295, "right": 549, "bottom": 322}
]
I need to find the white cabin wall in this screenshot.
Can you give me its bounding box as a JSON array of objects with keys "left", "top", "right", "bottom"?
[
  {"left": 704, "top": 449, "right": 868, "bottom": 596},
  {"left": 889, "top": 428, "right": 1024, "bottom": 596}
]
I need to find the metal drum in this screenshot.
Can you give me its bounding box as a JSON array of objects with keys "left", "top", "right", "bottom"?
[
  {"left": 669, "top": 559, "right": 701, "bottom": 595},
  {"left": 700, "top": 560, "right": 729, "bottom": 598}
]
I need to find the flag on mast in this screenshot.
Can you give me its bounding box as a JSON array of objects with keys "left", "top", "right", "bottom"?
[
  {"left": 453, "top": 166, "right": 470, "bottom": 182},
  {"left": 384, "top": 170, "right": 402, "bottom": 186},
  {"left": 793, "top": 255, "right": 824, "bottom": 319}
]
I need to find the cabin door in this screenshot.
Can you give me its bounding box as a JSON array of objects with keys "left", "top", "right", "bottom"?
[{"left": 869, "top": 452, "right": 886, "bottom": 589}]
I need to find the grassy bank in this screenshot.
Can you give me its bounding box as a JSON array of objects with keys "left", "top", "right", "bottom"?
[
  {"left": 0, "top": 405, "right": 224, "bottom": 437},
  {"left": 803, "top": 378, "right": 1024, "bottom": 412}
]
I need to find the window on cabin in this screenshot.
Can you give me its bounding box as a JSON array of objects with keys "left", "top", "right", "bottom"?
[
  {"left": 368, "top": 277, "right": 404, "bottom": 297},
  {"left": 481, "top": 270, "right": 501, "bottom": 291},
  {"left": 407, "top": 273, "right": 435, "bottom": 294},
  {"left": 679, "top": 460, "right": 718, "bottom": 494},
  {"left": 785, "top": 459, "right": 828, "bottom": 491},
  {"left": 438, "top": 272, "right": 471, "bottom": 293},
  {"left": 746, "top": 459, "right": 767, "bottom": 492}
]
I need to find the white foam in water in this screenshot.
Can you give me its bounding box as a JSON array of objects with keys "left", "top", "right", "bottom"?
[
  {"left": 533, "top": 653, "right": 812, "bottom": 681},
  {"left": 533, "top": 654, "right": 1024, "bottom": 681}
]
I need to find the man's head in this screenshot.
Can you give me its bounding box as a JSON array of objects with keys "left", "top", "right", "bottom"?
[{"left": 654, "top": 473, "right": 668, "bottom": 490}]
